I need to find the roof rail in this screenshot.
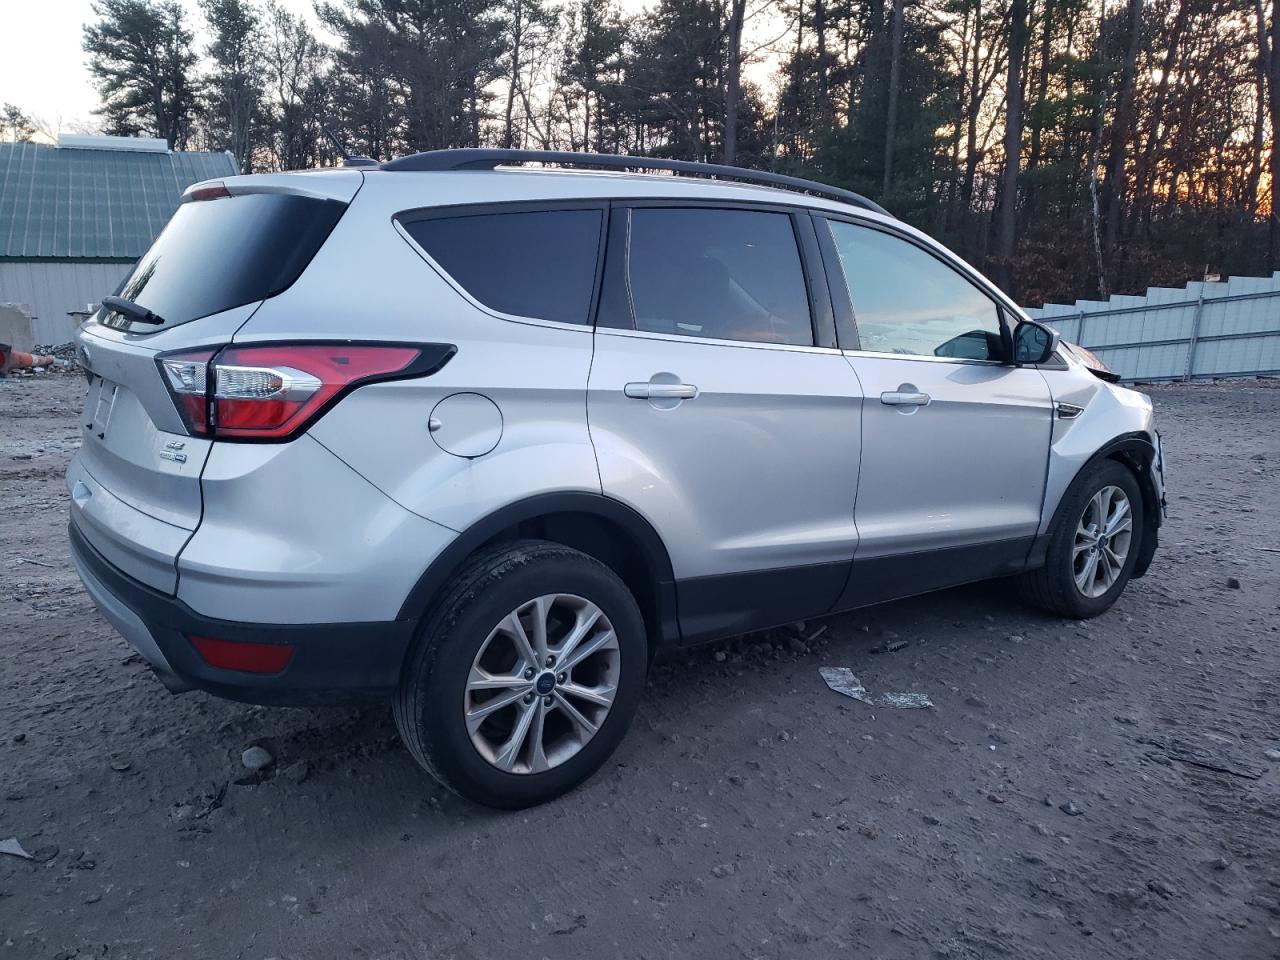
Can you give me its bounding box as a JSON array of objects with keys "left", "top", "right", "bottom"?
[{"left": 378, "top": 148, "right": 891, "bottom": 217}]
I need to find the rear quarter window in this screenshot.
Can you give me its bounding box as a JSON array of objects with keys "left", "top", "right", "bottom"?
[{"left": 400, "top": 207, "right": 604, "bottom": 325}]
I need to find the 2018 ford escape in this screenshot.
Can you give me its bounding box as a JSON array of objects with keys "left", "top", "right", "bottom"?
[{"left": 67, "top": 150, "right": 1165, "bottom": 808}]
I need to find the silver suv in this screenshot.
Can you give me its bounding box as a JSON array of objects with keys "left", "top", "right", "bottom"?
[{"left": 67, "top": 150, "right": 1165, "bottom": 808}]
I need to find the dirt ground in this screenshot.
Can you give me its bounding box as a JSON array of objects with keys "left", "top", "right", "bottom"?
[{"left": 1, "top": 371, "right": 1278, "bottom": 960}]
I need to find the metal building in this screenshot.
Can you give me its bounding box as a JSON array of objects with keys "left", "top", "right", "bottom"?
[{"left": 0, "top": 135, "right": 236, "bottom": 344}]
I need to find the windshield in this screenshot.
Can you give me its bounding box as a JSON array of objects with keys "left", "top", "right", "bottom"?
[{"left": 100, "top": 192, "right": 346, "bottom": 332}]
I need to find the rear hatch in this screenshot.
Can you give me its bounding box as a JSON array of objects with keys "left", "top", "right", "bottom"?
[{"left": 70, "top": 172, "right": 360, "bottom": 593}]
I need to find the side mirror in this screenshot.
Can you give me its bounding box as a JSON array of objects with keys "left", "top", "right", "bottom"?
[{"left": 1012, "top": 320, "right": 1059, "bottom": 365}]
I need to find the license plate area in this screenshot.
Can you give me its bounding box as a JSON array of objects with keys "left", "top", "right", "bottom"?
[{"left": 85, "top": 375, "right": 121, "bottom": 441}]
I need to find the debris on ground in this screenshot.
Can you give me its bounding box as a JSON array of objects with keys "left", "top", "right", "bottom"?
[
  {"left": 818, "top": 666, "right": 934, "bottom": 709},
  {"left": 241, "top": 746, "right": 275, "bottom": 771},
  {"left": 0, "top": 838, "right": 33, "bottom": 860}
]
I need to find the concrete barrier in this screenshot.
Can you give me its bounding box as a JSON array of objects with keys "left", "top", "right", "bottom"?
[{"left": 0, "top": 303, "right": 35, "bottom": 354}]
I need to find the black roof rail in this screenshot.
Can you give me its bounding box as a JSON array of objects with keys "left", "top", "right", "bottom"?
[{"left": 378, "top": 148, "right": 891, "bottom": 217}]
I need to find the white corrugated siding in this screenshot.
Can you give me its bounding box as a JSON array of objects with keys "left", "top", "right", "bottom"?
[
  {"left": 1025, "top": 272, "right": 1280, "bottom": 381},
  {"left": 0, "top": 261, "right": 131, "bottom": 343}
]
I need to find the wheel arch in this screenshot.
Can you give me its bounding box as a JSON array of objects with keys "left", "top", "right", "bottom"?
[
  {"left": 1034, "top": 431, "right": 1160, "bottom": 578},
  {"left": 396, "top": 492, "right": 681, "bottom": 649}
]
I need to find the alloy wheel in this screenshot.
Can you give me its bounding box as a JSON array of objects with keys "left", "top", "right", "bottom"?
[
  {"left": 1072, "top": 484, "right": 1133, "bottom": 598},
  {"left": 463, "top": 594, "right": 620, "bottom": 774}
]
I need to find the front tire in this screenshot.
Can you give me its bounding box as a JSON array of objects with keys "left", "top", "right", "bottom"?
[
  {"left": 1018, "top": 459, "right": 1145, "bottom": 619},
  {"left": 393, "top": 540, "right": 648, "bottom": 809}
]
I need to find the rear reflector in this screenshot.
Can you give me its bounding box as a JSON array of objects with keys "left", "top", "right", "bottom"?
[{"left": 190, "top": 635, "right": 295, "bottom": 674}]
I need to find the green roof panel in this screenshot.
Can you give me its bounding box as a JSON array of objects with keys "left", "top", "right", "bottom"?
[{"left": 0, "top": 141, "right": 237, "bottom": 259}]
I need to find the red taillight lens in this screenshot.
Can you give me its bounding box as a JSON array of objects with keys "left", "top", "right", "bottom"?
[
  {"left": 190, "top": 635, "right": 294, "bottom": 674},
  {"left": 212, "top": 344, "right": 419, "bottom": 439},
  {"left": 157, "top": 343, "right": 445, "bottom": 442},
  {"left": 159, "top": 349, "right": 216, "bottom": 435}
]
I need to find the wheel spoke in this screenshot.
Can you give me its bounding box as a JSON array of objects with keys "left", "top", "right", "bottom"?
[
  {"left": 527, "top": 701, "right": 550, "bottom": 773},
  {"left": 466, "top": 666, "right": 529, "bottom": 692},
  {"left": 1088, "top": 490, "right": 1105, "bottom": 528},
  {"left": 500, "top": 610, "right": 539, "bottom": 670},
  {"left": 1103, "top": 545, "right": 1124, "bottom": 580},
  {"left": 1097, "top": 548, "right": 1115, "bottom": 588},
  {"left": 554, "top": 605, "right": 604, "bottom": 664},
  {"left": 1077, "top": 550, "right": 1100, "bottom": 594},
  {"left": 559, "top": 628, "right": 618, "bottom": 674},
  {"left": 527, "top": 596, "right": 551, "bottom": 661},
  {"left": 465, "top": 686, "right": 530, "bottom": 733},
  {"left": 493, "top": 699, "right": 539, "bottom": 771},
  {"left": 552, "top": 689, "right": 599, "bottom": 736},
  {"left": 1105, "top": 499, "right": 1132, "bottom": 537},
  {"left": 560, "top": 680, "right": 616, "bottom": 709}
]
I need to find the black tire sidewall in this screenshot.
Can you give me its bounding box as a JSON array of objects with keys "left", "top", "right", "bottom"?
[
  {"left": 404, "top": 543, "right": 648, "bottom": 808},
  {"left": 1049, "top": 460, "right": 1145, "bottom": 617}
]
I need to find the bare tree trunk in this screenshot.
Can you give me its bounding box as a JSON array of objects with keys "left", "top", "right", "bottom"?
[
  {"left": 503, "top": 0, "right": 524, "bottom": 148},
  {"left": 1269, "top": 0, "right": 1280, "bottom": 268},
  {"left": 961, "top": 0, "right": 983, "bottom": 214},
  {"left": 1089, "top": 1, "right": 1109, "bottom": 299},
  {"left": 992, "top": 0, "right": 1028, "bottom": 293},
  {"left": 815, "top": 0, "right": 830, "bottom": 125},
  {"left": 882, "top": 0, "right": 904, "bottom": 195},
  {"left": 1247, "top": 0, "right": 1271, "bottom": 216},
  {"left": 1024, "top": 0, "right": 1054, "bottom": 222},
  {"left": 723, "top": 0, "right": 747, "bottom": 164},
  {"left": 1102, "top": 0, "right": 1143, "bottom": 265}
]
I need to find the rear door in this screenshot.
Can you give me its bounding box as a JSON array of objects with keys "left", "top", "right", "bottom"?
[
  {"left": 587, "top": 202, "right": 864, "bottom": 643},
  {"left": 815, "top": 215, "right": 1053, "bottom": 606},
  {"left": 70, "top": 176, "right": 356, "bottom": 592}
]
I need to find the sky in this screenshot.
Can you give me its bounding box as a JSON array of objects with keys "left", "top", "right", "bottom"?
[
  {"left": 0, "top": 0, "right": 695, "bottom": 137},
  {"left": 0, "top": 0, "right": 318, "bottom": 130}
]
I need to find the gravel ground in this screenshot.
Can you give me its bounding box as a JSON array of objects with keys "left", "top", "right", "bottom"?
[{"left": 1, "top": 372, "right": 1278, "bottom": 960}]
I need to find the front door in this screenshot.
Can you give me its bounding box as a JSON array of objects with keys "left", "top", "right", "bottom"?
[
  {"left": 587, "top": 203, "right": 864, "bottom": 642},
  {"left": 816, "top": 215, "right": 1054, "bottom": 606}
]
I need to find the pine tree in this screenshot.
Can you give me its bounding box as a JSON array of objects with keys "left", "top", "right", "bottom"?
[{"left": 83, "top": 0, "right": 200, "bottom": 148}]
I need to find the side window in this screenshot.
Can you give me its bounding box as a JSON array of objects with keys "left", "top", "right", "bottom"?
[
  {"left": 620, "top": 207, "right": 813, "bottom": 346},
  {"left": 402, "top": 208, "right": 602, "bottom": 325},
  {"left": 824, "top": 219, "right": 1005, "bottom": 361}
]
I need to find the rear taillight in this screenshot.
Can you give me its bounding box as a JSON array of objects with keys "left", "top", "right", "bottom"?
[
  {"left": 157, "top": 343, "right": 454, "bottom": 442},
  {"left": 160, "top": 349, "right": 216, "bottom": 435}
]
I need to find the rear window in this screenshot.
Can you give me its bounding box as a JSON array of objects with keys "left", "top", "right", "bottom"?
[
  {"left": 100, "top": 193, "right": 346, "bottom": 331},
  {"left": 401, "top": 208, "right": 603, "bottom": 325}
]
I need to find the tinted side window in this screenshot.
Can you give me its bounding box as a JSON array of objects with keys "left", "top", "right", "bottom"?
[
  {"left": 404, "top": 208, "right": 603, "bottom": 325},
  {"left": 623, "top": 208, "right": 813, "bottom": 346},
  {"left": 825, "top": 220, "right": 1004, "bottom": 361}
]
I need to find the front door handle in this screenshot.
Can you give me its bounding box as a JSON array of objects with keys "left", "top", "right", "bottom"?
[
  {"left": 880, "top": 390, "right": 931, "bottom": 407},
  {"left": 624, "top": 382, "right": 698, "bottom": 400}
]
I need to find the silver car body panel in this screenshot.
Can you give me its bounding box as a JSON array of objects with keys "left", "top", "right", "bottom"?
[
  {"left": 177, "top": 434, "right": 457, "bottom": 623},
  {"left": 588, "top": 331, "right": 862, "bottom": 579},
  {"left": 1036, "top": 352, "right": 1157, "bottom": 534},
  {"left": 843, "top": 354, "right": 1054, "bottom": 558}
]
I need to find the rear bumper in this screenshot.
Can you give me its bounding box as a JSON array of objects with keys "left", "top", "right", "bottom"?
[{"left": 70, "top": 521, "right": 415, "bottom": 705}]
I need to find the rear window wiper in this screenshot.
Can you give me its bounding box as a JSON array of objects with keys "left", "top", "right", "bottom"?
[{"left": 102, "top": 296, "right": 166, "bottom": 326}]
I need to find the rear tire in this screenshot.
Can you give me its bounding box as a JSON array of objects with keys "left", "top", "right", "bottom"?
[
  {"left": 1017, "top": 459, "right": 1144, "bottom": 619},
  {"left": 393, "top": 540, "right": 648, "bottom": 809}
]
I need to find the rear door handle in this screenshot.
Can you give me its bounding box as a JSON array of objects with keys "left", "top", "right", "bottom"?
[
  {"left": 624, "top": 382, "right": 698, "bottom": 400},
  {"left": 880, "top": 391, "right": 931, "bottom": 407}
]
